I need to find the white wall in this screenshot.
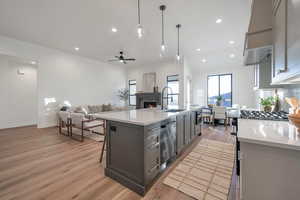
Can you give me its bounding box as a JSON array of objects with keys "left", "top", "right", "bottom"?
[
  {"left": 192, "top": 66, "right": 256, "bottom": 108},
  {"left": 183, "top": 59, "right": 193, "bottom": 105},
  {"left": 0, "top": 55, "right": 37, "bottom": 129},
  {"left": 0, "top": 35, "right": 127, "bottom": 128},
  {"left": 127, "top": 60, "right": 181, "bottom": 92}
]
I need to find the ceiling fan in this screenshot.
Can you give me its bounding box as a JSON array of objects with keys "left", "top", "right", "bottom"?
[{"left": 108, "top": 51, "right": 136, "bottom": 64}]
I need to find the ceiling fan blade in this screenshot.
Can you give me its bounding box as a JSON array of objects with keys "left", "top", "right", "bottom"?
[
  {"left": 124, "top": 58, "right": 136, "bottom": 61},
  {"left": 108, "top": 59, "right": 119, "bottom": 62},
  {"left": 115, "top": 56, "right": 120, "bottom": 59},
  {"left": 123, "top": 61, "right": 127, "bottom": 64}
]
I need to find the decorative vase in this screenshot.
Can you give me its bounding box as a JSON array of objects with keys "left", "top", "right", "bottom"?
[{"left": 216, "top": 101, "right": 221, "bottom": 106}]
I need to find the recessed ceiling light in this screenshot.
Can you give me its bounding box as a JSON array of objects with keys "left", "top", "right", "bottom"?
[
  {"left": 202, "top": 59, "right": 207, "bottom": 63},
  {"left": 229, "top": 54, "right": 235, "bottom": 58},
  {"left": 112, "top": 27, "right": 118, "bottom": 33},
  {"left": 216, "top": 18, "right": 222, "bottom": 24},
  {"left": 74, "top": 47, "right": 80, "bottom": 51},
  {"left": 229, "top": 40, "right": 235, "bottom": 44},
  {"left": 30, "top": 61, "right": 37, "bottom": 65},
  {"left": 196, "top": 48, "right": 201, "bottom": 52}
]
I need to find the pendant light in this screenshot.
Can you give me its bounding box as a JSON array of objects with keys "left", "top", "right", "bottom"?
[
  {"left": 136, "top": 0, "right": 144, "bottom": 39},
  {"left": 176, "top": 24, "right": 182, "bottom": 61},
  {"left": 159, "top": 5, "right": 167, "bottom": 56}
]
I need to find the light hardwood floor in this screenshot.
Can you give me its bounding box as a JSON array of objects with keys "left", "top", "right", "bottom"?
[{"left": 0, "top": 125, "right": 238, "bottom": 200}]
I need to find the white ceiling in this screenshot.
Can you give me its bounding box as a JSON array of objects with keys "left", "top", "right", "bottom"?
[{"left": 0, "top": 0, "right": 251, "bottom": 70}]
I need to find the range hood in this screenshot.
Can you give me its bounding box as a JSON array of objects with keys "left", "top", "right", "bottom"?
[{"left": 244, "top": 0, "right": 273, "bottom": 65}]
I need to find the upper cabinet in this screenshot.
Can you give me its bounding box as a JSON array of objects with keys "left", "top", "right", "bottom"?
[
  {"left": 244, "top": 0, "right": 273, "bottom": 65},
  {"left": 272, "top": 0, "right": 300, "bottom": 84},
  {"left": 254, "top": 54, "right": 279, "bottom": 90}
]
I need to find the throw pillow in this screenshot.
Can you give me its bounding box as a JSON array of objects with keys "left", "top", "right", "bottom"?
[
  {"left": 88, "top": 105, "right": 97, "bottom": 114},
  {"left": 74, "top": 106, "right": 88, "bottom": 115},
  {"left": 102, "top": 104, "right": 112, "bottom": 112},
  {"left": 96, "top": 105, "right": 103, "bottom": 113}
]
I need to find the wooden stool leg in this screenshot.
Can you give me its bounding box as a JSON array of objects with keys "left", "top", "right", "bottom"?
[
  {"left": 81, "top": 121, "right": 84, "bottom": 142},
  {"left": 100, "top": 134, "right": 107, "bottom": 163},
  {"left": 59, "top": 119, "right": 62, "bottom": 134}
]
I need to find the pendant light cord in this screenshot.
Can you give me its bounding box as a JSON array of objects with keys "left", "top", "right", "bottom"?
[
  {"left": 138, "top": 0, "right": 141, "bottom": 24},
  {"left": 162, "top": 9, "right": 164, "bottom": 44},
  {"left": 177, "top": 24, "right": 180, "bottom": 56}
]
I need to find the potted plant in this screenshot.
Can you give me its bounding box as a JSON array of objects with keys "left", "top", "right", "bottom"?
[
  {"left": 216, "top": 96, "right": 223, "bottom": 106},
  {"left": 117, "top": 88, "right": 129, "bottom": 105},
  {"left": 260, "top": 97, "right": 275, "bottom": 112}
]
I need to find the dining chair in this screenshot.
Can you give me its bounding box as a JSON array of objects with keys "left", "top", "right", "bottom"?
[
  {"left": 212, "top": 106, "right": 228, "bottom": 128},
  {"left": 201, "top": 108, "right": 212, "bottom": 124}
]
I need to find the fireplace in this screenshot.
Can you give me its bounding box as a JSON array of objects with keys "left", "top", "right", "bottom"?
[
  {"left": 136, "top": 92, "right": 161, "bottom": 109},
  {"left": 144, "top": 102, "right": 157, "bottom": 108}
]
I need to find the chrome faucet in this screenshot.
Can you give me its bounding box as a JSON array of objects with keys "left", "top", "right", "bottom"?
[{"left": 161, "top": 86, "right": 173, "bottom": 110}]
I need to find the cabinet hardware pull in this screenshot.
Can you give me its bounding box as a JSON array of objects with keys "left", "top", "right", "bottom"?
[{"left": 110, "top": 126, "right": 117, "bottom": 132}]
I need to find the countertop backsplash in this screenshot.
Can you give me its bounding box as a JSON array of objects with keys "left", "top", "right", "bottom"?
[{"left": 256, "top": 84, "right": 300, "bottom": 113}]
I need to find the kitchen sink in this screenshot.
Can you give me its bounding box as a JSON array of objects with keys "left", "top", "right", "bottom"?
[{"left": 165, "top": 109, "right": 186, "bottom": 113}]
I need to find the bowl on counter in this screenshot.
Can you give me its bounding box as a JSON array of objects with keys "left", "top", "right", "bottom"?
[{"left": 288, "top": 114, "right": 300, "bottom": 133}]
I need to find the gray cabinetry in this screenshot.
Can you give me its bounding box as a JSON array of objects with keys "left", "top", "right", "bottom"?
[
  {"left": 105, "top": 121, "right": 161, "bottom": 195},
  {"left": 190, "top": 111, "right": 196, "bottom": 140},
  {"left": 105, "top": 110, "right": 199, "bottom": 196},
  {"left": 176, "top": 114, "right": 185, "bottom": 154},
  {"left": 176, "top": 111, "right": 198, "bottom": 155},
  {"left": 108, "top": 121, "right": 145, "bottom": 185},
  {"left": 184, "top": 112, "right": 191, "bottom": 145},
  {"left": 272, "top": 0, "right": 287, "bottom": 78},
  {"left": 240, "top": 141, "right": 300, "bottom": 200},
  {"left": 286, "top": 0, "right": 300, "bottom": 81},
  {"left": 272, "top": 0, "right": 300, "bottom": 84}
]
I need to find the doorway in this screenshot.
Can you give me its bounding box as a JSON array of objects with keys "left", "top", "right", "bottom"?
[{"left": 0, "top": 54, "right": 38, "bottom": 129}]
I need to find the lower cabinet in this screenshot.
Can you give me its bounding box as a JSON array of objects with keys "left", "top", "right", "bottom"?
[
  {"left": 106, "top": 121, "right": 161, "bottom": 195},
  {"left": 176, "top": 114, "right": 185, "bottom": 154},
  {"left": 239, "top": 141, "right": 300, "bottom": 200},
  {"left": 184, "top": 112, "right": 191, "bottom": 145},
  {"left": 176, "top": 111, "right": 198, "bottom": 155}
]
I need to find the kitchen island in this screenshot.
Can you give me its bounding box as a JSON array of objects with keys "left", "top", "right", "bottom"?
[
  {"left": 94, "top": 106, "right": 202, "bottom": 195},
  {"left": 237, "top": 119, "right": 300, "bottom": 200}
]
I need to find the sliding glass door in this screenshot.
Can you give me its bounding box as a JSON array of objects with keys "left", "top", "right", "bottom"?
[{"left": 207, "top": 74, "right": 232, "bottom": 107}]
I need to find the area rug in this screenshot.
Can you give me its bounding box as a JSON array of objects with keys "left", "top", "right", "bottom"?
[{"left": 163, "top": 139, "right": 235, "bottom": 200}]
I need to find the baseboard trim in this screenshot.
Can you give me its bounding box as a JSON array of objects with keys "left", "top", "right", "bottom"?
[
  {"left": 0, "top": 124, "right": 37, "bottom": 131},
  {"left": 105, "top": 168, "right": 145, "bottom": 196}
]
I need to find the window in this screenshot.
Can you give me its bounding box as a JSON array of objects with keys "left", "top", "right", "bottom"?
[
  {"left": 207, "top": 74, "right": 232, "bottom": 107},
  {"left": 167, "top": 75, "right": 179, "bottom": 106},
  {"left": 129, "top": 80, "right": 136, "bottom": 106}
]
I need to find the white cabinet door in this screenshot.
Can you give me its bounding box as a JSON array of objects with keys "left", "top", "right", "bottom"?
[
  {"left": 272, "top": 0, "right": 300, "bottom": 84},
  {"left": 287, "top": 0, "right": 300, "bottom": 76},
  {"left": 272, "top": 0, "right": 287, "bottom": 80}
]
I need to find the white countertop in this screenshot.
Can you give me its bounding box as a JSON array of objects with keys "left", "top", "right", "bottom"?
[
  {"left": 93, "top": 106, "right": 201, "bottom": 126},
  {"left": 238, "top": 119, "right": 300, "bottom": 151}
]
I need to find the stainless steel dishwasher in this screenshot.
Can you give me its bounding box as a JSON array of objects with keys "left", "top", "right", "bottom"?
[{"left": 160, "top": 117, "right": 177, "bottom": 165}]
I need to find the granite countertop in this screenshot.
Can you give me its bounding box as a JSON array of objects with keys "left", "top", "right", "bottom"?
[
  {"left": 93, "top": 105, "right": 202, "bottom": 126},
  {"left": 238, "top": 119, "right": 300, "bottom": 151}
]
